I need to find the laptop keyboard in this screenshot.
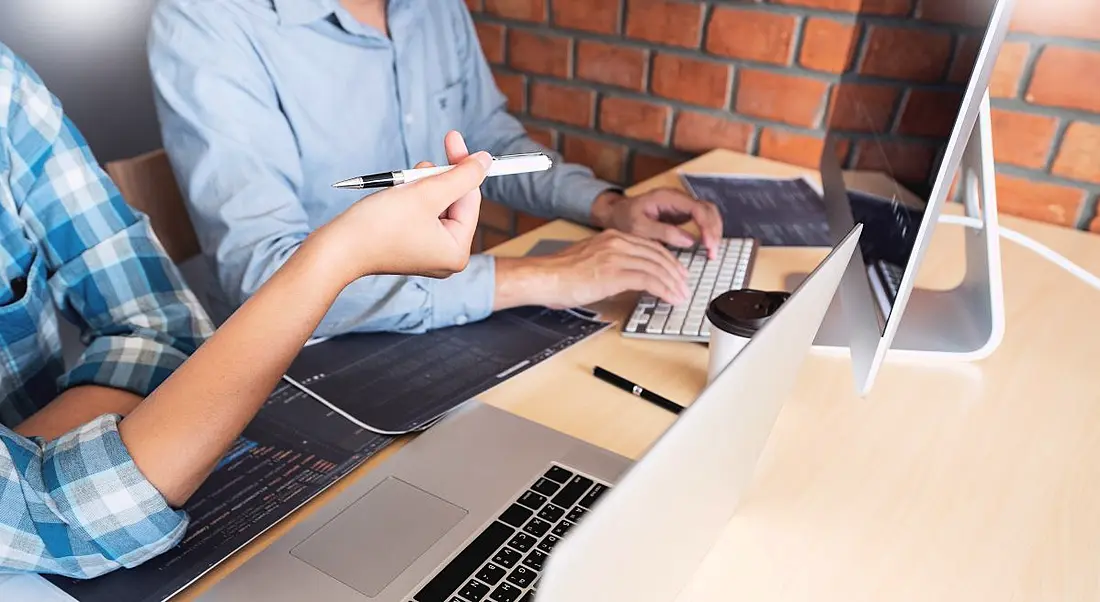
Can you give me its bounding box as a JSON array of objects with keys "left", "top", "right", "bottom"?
[
  {"left": 871, "top": 259, "right": 903, "bottom": 303},
  {"left": 412, "top": 464, "right": 611, "bottom": 602}
]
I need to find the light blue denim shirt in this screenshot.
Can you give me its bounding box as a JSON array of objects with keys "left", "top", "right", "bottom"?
[{"left": 149, "top": 0, "right": 613, "bottom": 334}]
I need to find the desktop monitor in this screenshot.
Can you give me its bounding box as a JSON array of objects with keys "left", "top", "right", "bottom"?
[{"left": 817, "top": 0, "right": 1014, "bottom": 394}]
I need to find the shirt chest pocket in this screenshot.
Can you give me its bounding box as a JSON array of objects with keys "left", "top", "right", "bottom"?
[
  {"left": 429, "top": 82, "right": 465, "bottom": 150},
  {"left": 0, "top": 246, "right": 52, "bottom": 345}
]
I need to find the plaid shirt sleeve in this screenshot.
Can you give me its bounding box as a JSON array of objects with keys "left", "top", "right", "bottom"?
[
  {"left": 4, "top": 52, "right": 213, "bottom": 397},
  {"left": 1, "top": 47, "right": 213, "bottom": 577}
]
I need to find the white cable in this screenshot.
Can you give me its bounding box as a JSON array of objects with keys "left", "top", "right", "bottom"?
[{"left": 938, "top": 214, "right": 1100, "bottom": 291}]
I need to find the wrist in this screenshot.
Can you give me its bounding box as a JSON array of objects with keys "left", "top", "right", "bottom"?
[
  {"left": 590, "top": 190, "right": 626, "bottom": 230},
  {"left": 295, "top": 230, "right": 370, "bottom": 296},
  {"left": 493, "top": 256, "right": 557, "bottom": 310}
]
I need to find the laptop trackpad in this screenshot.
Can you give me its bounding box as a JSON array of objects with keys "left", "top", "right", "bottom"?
[{"left": 290, "top": 477, "right": 467, "bottom": 597}]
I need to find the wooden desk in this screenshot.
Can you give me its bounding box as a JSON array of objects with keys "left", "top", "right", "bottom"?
[{"left": 186, "top": 149, "right": 1100, "bottom": 601}]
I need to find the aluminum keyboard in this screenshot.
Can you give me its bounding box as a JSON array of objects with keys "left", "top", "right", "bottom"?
[{"left": 621, "top": 238, "right": 758, "bottom": 343}]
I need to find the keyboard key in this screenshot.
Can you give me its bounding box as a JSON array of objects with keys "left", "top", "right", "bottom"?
[
  {"left": 507, "top": 566, "right": 536, "bottom": 589},
  {"left": 415, "top": 521, "right": 513, "bottom": 602},
  {"left": 579, "top": 484, "right": 607, "bottom": 509},
  {"left": 544, "top": 465, "right": 573, "bottom": 484},
  {"left": 448, "top": 596, "right": 464, "bottom": 602},
  {"left": 551, "top": 521, "right": 574, "bottom": 538},
  {"left": 645, "top": 315, "right": 668, "bottom": 334},
  {"left": 476, "top": 563, "right": 506, "bottom": 585},
  {"left": 516, "top": 491, "right": 546, "bottom": 511},
  {"left": 523, "top": 518, "right": 551, "bottom": 538},
  {"left": 537, "top": 534, "right": 560, "bottom": 553},
  {"left": 492, "top": 547, "right": 522, "bottom": 569},
  {"left": 565, "top": 506, "right": 587, "bottom": 523},
  {"left": 523, "top": 549, "right": 547, "bottom": 571},
  {"left": 551, "top": 475, "right": 594, "bottom": 509},
  {"left": 537, "top": 504, "right": 564, "bottom": 523},
  {"left": 489, "top": 583, "right": 522, "bottom": 602},
  {"left": 518, "top": 593, "right": 534, "bottom": 602},
  {"left": 507, "top": 533, "right": 536, "bottom": 553},
  {"left": 498, "top": 504, "right": 533, "bottom": 529},
  {"left": 458, "top": 579, "right": 491, "bottom": 602},
  {"left": 530, "top": 478, "right": 559, "bottom": 497}
]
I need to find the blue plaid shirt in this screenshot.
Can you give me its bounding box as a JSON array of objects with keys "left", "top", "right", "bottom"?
[{"left": 0, "top": 44, "right": 214, "bottom": 578}]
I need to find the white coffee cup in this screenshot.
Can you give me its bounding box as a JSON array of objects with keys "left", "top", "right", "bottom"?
[{"left": 706, "top": 289, "right": 790, "bottom": 384}]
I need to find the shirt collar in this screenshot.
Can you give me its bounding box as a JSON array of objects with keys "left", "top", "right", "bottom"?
[{"left": 273, "top": 0, "right": 339, "bottom": 26}]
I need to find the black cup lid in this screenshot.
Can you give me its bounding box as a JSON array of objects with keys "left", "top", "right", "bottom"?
[{"left": 706, "top": 289, "right": 790, "bottom": 338}]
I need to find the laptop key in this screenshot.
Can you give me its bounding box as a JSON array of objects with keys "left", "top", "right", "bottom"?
[
  {"left": 447, "top": 597, "right": 464, "bottom": 602},
  {"left": 551, "top": 520, "right": 574, "bottom": 538},
  {"left": 543, "top": 465, "right": 573, "bottom": 484},
  {"left": 415, "top": 521, "right": 513, "bottom": 602},
  {"left": 498, "top": 504, "right": 533, "bottom": 529},
  {"left": 530, "top": 478, "right": 559, "bottom": 497},
  {"left": 507, "top": 533, "right": 536, "bottom": 553},
  {"left": 458, "top": 579, "right": 490, "bottom": 602},
  {"left": 488, "top": 583, "right": 522, "bottom": 602},
  {"left": 518, "top": 593, "right": 534, "bottom": 602},
  {"left": 522, "top": 548, "right": 546, "bottom": 571},
  {"left": 550, "top": 475, "right": 593, "bottom": 509},
  {"left": 565, "top": 506, "right": 587, "bottom": 523},
  {"left": 506, "top": 566, "right": 535, "bottom": 589},
  {"left": 536, "top": 504, "right": 564, "bottom": 523},
  {"left": 537, "top": 534, "right": 560, "bottom": 553},
  {"left": 492, "top": 547, "right": 522, "bottom": 569},
  {"left": 522, "top": 517, "right": 551, "bottom": 538},
  {"left": 476, "top": 563, "right": 506, "bottom": 586},
  {"left": 578, "top": 483, "right": 608, "bottom": 509},
  {"left": 516, "top": 491, "right": 546, "bottom": 511}
]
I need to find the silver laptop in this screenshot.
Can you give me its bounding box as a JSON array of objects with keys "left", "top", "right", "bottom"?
[{"left": 200, "top": 225, "right": 863, "bottom": 602}]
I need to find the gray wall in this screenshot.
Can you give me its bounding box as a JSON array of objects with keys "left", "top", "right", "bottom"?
[{"left": 0, "top": 0, "right": 162, "bottom": 163}]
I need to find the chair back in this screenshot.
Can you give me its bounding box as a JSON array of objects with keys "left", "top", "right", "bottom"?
[{"left": 105, "top": 149, "right": 200, "bottom": 264}]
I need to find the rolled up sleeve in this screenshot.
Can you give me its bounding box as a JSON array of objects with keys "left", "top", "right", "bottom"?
[
  {"left": 2, "top": 48, "right": 212, "bottom": 397},
  {"left": 0, "top": 416, "right": 188, "bottom": 578}
]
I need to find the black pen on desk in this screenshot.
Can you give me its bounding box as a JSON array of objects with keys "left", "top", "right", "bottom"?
[
  {"left": 332, "top": 152, "right": 552, "bottom": 189},
  {"left": 592, "top": 366, "right": 684, "bottom": 415}
]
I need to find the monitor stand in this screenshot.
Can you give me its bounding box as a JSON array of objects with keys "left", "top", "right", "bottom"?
[{"left": 811, "top": 93, "right": 1005, "bottom": 362}]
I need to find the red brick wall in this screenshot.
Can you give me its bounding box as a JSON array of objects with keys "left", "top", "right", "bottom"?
[{"left": 468, "top": 0, "right": 1100, "bottom": 249}]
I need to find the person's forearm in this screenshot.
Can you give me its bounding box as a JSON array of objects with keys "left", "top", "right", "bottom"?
[
  {"left": 15, "top": 386, "right": 143, "bottom": 441},
  {"left": 119, "top": 238, "right": 351, "bottom": 507}
]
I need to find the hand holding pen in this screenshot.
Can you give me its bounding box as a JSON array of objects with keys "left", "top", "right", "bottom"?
[{"left": 333, "top": 152, "right": 553, "bottom": 190}]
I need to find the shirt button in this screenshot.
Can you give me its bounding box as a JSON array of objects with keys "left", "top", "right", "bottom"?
[
  {"left": 404, "top": 113, "right": 414, "bottom": 125},
  {"left": 455, "top": 314, "right": 468, "bottom": 326}
]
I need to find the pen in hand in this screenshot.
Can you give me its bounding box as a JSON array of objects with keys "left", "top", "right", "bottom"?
[
  {"left": 332, "top": 152, "right": 553, "bottom": 189},
  {"left": 592, "top": 366, "right": 684, "bottom": 415}
]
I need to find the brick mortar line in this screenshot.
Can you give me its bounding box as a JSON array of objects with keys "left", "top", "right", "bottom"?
[
  {"left": 489, "top": 15, "right": 839, "bottom": 81},
  {"left": 1077, "top": 193, "right": 1099, "bottom": 231},
  {"left": 989, "top": 98, "right": 1100, "bottom": 124},
  {"left": 996, "top": 163, "right": 1100, "bottom": 194},
  {"left": 788, "top": 14, "right": 808, "bottom": 75},
  {"left": 942, "top": 29, "right": 965, "bottom": 82},
  {"left": 659, "top": 2, "right": 990, "bottom": 33},
  {"left": 522, "top": 72, "right": 963, "bottom": 145},
  {"left": 614, "top": 0, "right": 627, "bottom": 37},
  {"left": 1013, "top": 43, "right": 1043, "bottom": 101},
  {"left": 1042, "top": 119, "right": 1072, "bottom": 173},
  {"left": 519, "top": 115, "right": 702, "bottom": 158},
  {"left": 848, "top": 20, "right": 874, "bottom": 80},
  {"left": 491, "top": 18, "right": 982, "bottom": 93},
  {"left": 1005, "top": 32, "right": 1100, "bottom": 51}
]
